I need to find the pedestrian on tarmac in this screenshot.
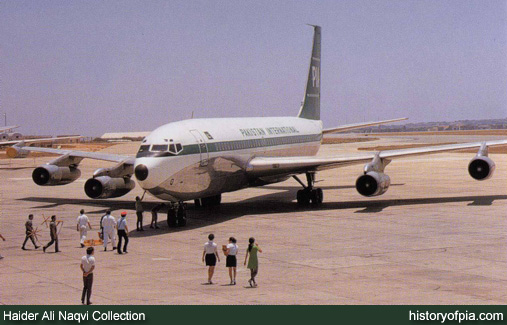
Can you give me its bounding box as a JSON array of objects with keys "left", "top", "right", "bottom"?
[
  {"left": 22, "top": 214, "right": 40, "bottom": 250},
  {"left": 244, "top": 237, "right": 262, "bottom": 287},
  {"left": 76, "top": 209, "right": 92, "bottom": 248},
  {"left": 202, "top": 234, "right": 220, "bottom": 284},
  {"left": 116, "top": 211, "right": 129, "bottom": 254}
]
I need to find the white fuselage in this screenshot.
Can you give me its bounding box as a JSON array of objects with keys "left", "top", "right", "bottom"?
[{"left": 134, "top": 116, "right": 323, "bottom": 202}]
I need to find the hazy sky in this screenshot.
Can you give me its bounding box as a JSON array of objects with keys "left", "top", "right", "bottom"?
[{"left": 1, "top": 0, "right": 506, "bottom": 136}]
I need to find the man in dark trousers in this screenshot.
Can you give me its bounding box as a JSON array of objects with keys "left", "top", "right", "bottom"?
[
  {"left": 135, "top": 196, "right": 144, "bottom": 231},
  {"left": 43, "top": 215, "right": 60, "bottom": 253},
  {"left": 22, "top": 214, "right": 40, "bottom": 250},
  {"left": 80, "top": 247, "right": 95, "bottom": 305},
  {"left": 117, "top": 211, "right": 129, "bottom": 254},
  {"left": 150, "top": 203, "right": 164, "bottom": 229}
]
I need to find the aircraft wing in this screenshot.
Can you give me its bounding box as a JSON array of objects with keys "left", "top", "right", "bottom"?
[
  {"left": 7, "top": 144, "right": 133, "bottom": 163},
  {"left": 0, "top": 136, "right": 82, "bottom": 147},
  {"left": 0, "top": 125, "right": 20, "bottom": 133},
  {"left": 246, "top": 139, "right": 507, "bottom": 177},
  {"left": 322, "top": 117, "right": 408, "bottom": 134}
]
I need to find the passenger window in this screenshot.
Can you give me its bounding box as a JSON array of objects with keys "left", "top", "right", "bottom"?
[{"left": 151, "top": 144, "right": 168, "bottom": 151}]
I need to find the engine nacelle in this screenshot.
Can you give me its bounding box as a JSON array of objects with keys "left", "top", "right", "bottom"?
[
  {"left": 468, "top": 156, "right": 495, "bottom": 181},
  {"left": 32, "top": 165, "right": 81, "bottom": 186},
  {"left": 6, "top": 146, "right": 29, "bottom": 158},
  {"left": 356, "top": 171, "right": 391, "bottom": 197},
  {"left": 84, "top": 176, "right": 135, "bottom": 199}
]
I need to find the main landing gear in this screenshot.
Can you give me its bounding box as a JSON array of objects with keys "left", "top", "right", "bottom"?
[
  {"left": 194, "top": 194, "right": 222, "bottom": 208},
  {"left": 293, "top": 172, "right": 323, "bottom": 206},
  {"left": 167, "top": 202, "right": 187, "bottom": 227}
]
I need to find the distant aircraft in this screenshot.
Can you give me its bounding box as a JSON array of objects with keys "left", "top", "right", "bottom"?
[
  {"left": 0, "top": 125, "right": 21, "bottom": 141},
  {"left": 10, "top": 26, "right": 507, "bottom": 227}
]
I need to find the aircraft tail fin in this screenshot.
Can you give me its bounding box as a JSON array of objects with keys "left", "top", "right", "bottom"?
[{"left": 298, "top": 25, "right": 321, "bottom": 120}]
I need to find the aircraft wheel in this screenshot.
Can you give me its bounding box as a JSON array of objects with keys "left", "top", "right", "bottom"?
[
  {"left": 311, "top": 188, "right": 323, "bottom": 205},
  {"left": 176, "top": 204, "right": 187, "bottom": 227},
  {"left": 297, "top": 190, "right": 310, "bottom": 206},
  {"left": 167, "top": 208, "right": 177, "bottom": 227}
]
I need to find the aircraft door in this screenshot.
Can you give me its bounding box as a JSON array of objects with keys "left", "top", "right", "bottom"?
[{"left": 189, "top": 130, "right": 209, "bottom": 167}]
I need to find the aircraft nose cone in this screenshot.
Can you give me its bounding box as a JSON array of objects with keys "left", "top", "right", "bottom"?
[{"left": 135, "top": 164, "right": 149, "bottom": 181}]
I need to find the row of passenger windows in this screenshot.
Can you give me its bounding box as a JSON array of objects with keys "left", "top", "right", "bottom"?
[{"left": 214, "top": 135, "right": 320, "bottom": 152}]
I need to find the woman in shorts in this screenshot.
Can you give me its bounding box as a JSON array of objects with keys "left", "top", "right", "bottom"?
[
  {"left": 202, "top": 234, "right": 220, "bottom": 284},
  {"left": 225, "top": 237, "right": 238, "bottom": 285}
]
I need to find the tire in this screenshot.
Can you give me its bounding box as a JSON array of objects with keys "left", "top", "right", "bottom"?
[
  {"left": 310, "top": 188, "right": 323, "bottom": 205},
  {"left": 176, "top": 205, "right": 187, "bottom": 227},
  {"left": 167, "top": 209, "right": 177, "bottom": 227},
  {"left": 297, "top": 190, "right": 310, "bottom": 206}
]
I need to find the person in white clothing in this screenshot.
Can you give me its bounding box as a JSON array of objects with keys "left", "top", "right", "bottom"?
[
  {"left": 80, "top": 247, "right": 95, "bottom": 305},
  {"left": 202, "top": 234, "right": 220, "bottom": 284},
  {"left": 101, "top": 210, "right": 117, "bottom": 251},
  {"left": 225, "top": 237, "right": 238, "bottom": 285},
  {"left": 76, "top": 209, "right": 92, "bottom": 248}
]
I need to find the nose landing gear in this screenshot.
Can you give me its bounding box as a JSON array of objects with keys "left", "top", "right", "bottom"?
[
  {"left": 294, "top": 172, "right": 323, "bottom": 206},
  {"left": 167, "top": 202, "right": 187, "bottom": 227}
]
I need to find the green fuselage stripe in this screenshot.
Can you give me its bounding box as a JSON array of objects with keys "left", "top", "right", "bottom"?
[{"left": 136, "top": 133, "right": 322, "bottom": 158}]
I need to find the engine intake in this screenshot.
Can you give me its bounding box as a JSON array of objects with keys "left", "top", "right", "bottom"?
[
  {"left": 32, "top": 165, "right": 81, "bottom": 186},
  {"left": 84, "top": 176, "right": 135, "bottom": 199},
  {"left": 356, "top": 172, "right": 390, "bottom": 197},
  {"left": 468, "top": 156, "right": 495, "bottom": 181}
]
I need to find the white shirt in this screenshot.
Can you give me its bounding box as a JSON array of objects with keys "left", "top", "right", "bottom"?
[
  {"left": 77, "top": 214, "right": 89, "bottom": 228},
  {"left": 204, "top": 241, "right": 217, "bottom": 254},
  {"left": 102, "top": 215, "right": 116, "bottom": 230},
  {"left": 117, "top": 217, "right": 127, "bottom": 230},
  {"left": 226, "top": 243, "right": 238, "bottom": 256},
  {"left": 81, "top": 254, "right": 95, "bottom": 273}
]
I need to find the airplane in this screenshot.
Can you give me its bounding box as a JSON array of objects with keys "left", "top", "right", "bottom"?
[
  {"left": 0, "top": 125, "right": 21, "bottom": 141},
  {"left": 8, "top": 26, "right": 507, "bottom": 227}
]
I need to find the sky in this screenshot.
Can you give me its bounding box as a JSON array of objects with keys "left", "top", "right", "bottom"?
[{"left": 0, "top": 0, "right": 506, "bottom": 136}]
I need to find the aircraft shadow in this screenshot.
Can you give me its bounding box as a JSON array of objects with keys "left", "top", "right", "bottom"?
[{"left": 19, "top": 192, "right": 507, "bottom": 237}]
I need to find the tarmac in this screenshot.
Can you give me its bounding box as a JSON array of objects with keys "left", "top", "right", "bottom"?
[{"left": 0, "top": 134, "right": 506, "bottom": 305}]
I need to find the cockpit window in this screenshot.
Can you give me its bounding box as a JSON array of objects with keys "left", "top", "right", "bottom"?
[
  {"left": 138, "top": 145, "right": 150, "bottom": 153},
  {"left": 151, "top": 144, "right": 168, "bottom": 152},
  {"left": 168, "top": 143, "right": 183, "bottom": 154}
]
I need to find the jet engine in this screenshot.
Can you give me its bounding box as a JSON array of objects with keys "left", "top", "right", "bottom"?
[
  {"left": 84, "top": 176, "right": 135, "bottom": 199},
  {"left": 468, "top": 156, "right": 495, "bottom": 181},
  {"left": 6, "top": 146, "right": 29, "bottom": 158},
  {"left": 32, "top": 165, "right": 81, "bottom": 186},
  {"left": 356, "top": 171, "right": 391, "bottom": 197}
]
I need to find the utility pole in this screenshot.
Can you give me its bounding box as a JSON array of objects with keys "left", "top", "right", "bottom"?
[{"left": 3, "top": 113, "right": 5, "bottom": 127}]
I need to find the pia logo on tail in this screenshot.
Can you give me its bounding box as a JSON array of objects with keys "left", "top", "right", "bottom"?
[{"left": 311, "top": 66, "right": 320, "bottom": 88}]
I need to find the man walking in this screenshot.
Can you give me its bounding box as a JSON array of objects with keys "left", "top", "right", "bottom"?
[
  {"left": 117, "top": 211, "right": 129, "bottom": 254},
  {"left": 135, "top": 196, "right": 144, "bottom": 231},
  {"left": 80, "top": 247, "right": 95, "bottom": 305},
  {"left": 102, "top": 210, "right": 117, "bottom": 251},
  {"left": 76, "top": 209, "right": 92, "bottom": 248},
  {"left": 22, "top": 214, "right": 40, "bottom": 250},
  {"left": 43, "top": 215, "right": 60, "bottom": 253}
]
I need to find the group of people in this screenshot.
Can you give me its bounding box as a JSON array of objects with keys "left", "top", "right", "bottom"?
[
  {"left": 203, "top": 234, "right": 262, "bottom": 287},
  {"left": 19, "top": 209, "right": 131, "bottom": 255}
]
